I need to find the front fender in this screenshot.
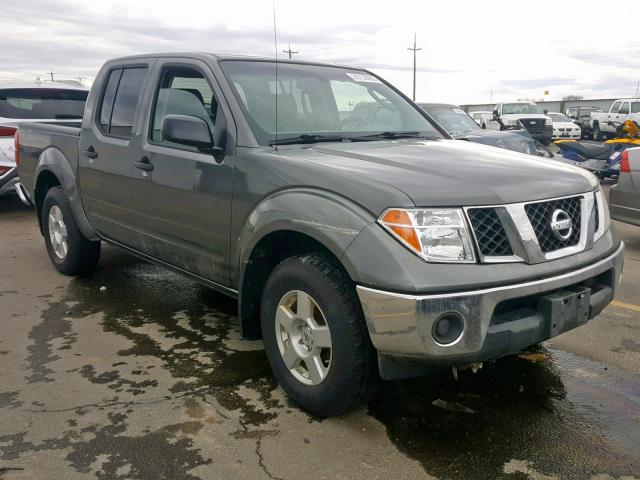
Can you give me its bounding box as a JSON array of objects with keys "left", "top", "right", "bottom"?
[
  {"left": 35, "top": 147, "right": 98, "bottom": 241},
  {"left": 236, "top": 188, "right": 376, "bottom": 286}
]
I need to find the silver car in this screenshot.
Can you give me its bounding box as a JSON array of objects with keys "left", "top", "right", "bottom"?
[{"left": 610, "top": 147, "right": 640, "bottom": 226}]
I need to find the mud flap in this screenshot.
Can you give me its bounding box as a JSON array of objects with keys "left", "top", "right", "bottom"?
[{"left": 538, "top": 286, "right": 591, "bottom": 338}]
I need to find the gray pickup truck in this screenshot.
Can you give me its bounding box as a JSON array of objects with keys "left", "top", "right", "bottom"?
[{"left": 16, "top": 53, "right": 624, "bottom": 416}]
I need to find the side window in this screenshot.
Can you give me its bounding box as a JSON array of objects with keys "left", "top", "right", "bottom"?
[
  {"left": 610, "top": 101, "right": 621, "bottom": 113},
  {"left": 98, "top": 69, "right": 121, "bottom": 131},
  {"left": 109, "top": 68, "right": 148, "bottom": 137},
  {"left": 618, "top": 102, "right": 630, "bottom": 115},
  {"left": 150, "top": 66, "right": 217, "bottom": 147}
]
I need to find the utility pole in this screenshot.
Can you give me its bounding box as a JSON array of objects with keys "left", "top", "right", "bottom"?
[
  {"left": 282, "top": 43, "right": 298, "bottom": 60},
  {"left": 407, "top": 33, "right": 421, "bottom": 101},
  {"left": 635, "top": 80, "right": 639, "bottom": 98},
  {"left": 48, "top": 68, "right": 56, "bottom": 82}
]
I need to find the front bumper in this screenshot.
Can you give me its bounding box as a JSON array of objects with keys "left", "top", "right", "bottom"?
[
  {"left": 530, "top": 126, "right": 553, "bottom": 144},
  {"left": 357, "top": 242, "right": 624, "bottom": 367}
]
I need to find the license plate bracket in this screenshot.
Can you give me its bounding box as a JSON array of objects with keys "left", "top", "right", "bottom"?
[{"left": 538, "top": 286, "right": 591, "bottom": 337}]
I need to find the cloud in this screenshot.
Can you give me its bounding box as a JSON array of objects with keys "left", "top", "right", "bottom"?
[{"left": 1, "top": 0, "right": 639, "bottom": 104}]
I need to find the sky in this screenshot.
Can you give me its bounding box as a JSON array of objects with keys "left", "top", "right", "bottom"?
[{"left": 2, "top": 0, "right": 640, "bottom": 105}]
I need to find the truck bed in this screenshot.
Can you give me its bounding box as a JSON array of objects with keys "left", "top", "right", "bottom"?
[{"left": 17, "top": 121, "right": 81, "bottom": 195}]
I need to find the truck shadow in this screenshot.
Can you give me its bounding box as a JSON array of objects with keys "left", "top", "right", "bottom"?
[{"left": 0, "top": 195, "right": 31, "bottom": 215}]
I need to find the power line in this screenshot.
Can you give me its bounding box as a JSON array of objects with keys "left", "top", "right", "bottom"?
[
  {"left": 282, "top": 43, "right": 298, "bottom": 60},
  {"left": 407, "top": 33, "right": 422, "bottom": 101}
]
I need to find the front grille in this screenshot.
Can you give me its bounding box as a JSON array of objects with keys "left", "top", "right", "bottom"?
[
  {"left": 467, "top": 208, "right": 513, "bottom": 257},
  {"left": 519, "top": 118, "right": 545, "bottom": 133},
  {"left": 525, "top": 196, "right": 582, "bottom": 253}
]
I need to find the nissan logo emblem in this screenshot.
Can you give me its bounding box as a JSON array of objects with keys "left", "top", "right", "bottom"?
[{"left": 550, "top": 209, "right": 573, "bottom": 241}]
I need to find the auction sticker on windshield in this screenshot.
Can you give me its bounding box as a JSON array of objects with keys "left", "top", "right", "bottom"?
[{"left": 346, "top": 72, "right": 381, "bottom": 83}]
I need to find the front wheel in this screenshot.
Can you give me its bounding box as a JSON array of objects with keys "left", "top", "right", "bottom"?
[
  {"left": 261, "top": 253, "right": 378, "bottom": 416},
  {"left": 42, "top": 186, "right": 100, "bottom": 276}
]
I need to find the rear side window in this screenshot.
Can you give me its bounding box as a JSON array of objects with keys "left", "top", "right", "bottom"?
[
  {"left": 99, "top": 69, "right": 121, "bottom": 130},
  {"left": 0, "top": 88, "right": 87, "bottom": 119},
  {"left": 98, "top": 67, "right": 148, "bottom": 138}
]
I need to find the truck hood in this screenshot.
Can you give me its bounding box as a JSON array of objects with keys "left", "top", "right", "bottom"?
[{"left": 282, "top": 139, "right": 597, "bottom": 207}]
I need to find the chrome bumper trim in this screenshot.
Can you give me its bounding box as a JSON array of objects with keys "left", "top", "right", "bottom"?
[
  {"left": 356, "top": 242, "right": 624, "bottom": 358},
  {"left": 14, "top": 182, "right": 33, "bottom": 206}
]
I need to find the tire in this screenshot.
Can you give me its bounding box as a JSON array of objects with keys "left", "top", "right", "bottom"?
[
  {"left": 593, "top": 123, "right": 603, "bottom": 141},
  {"left": 42, "top": 186, "right": 100, "bottom": 276},
  {"left": 260, "top": 253, "right": 378, "bottom": 416},
  {"left": 481, "top": 123, "right": 486, "bottom": 129}
]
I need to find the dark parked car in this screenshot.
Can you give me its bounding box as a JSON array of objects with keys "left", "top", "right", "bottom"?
[
  {"left": 16, "top": 53, "right": 623, "bottom": 415},
  {"left": 566, "top": 106, "right": 602, "bottom": 139},
  {"left": 418, "top": 103, "right": 552, "bottom": 157}
]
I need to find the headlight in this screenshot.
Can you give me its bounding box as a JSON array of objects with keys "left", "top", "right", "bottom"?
[
  {"left": 545, "top": 117, "right": 553, "bottom": 125},
  {"left": 379, "top": 208, "right": 476, "bottom": 263},
  {"left": 594, "top": 187, "right": 610, "bottom": 242}
]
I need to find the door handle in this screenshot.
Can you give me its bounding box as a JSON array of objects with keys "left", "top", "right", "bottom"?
[
  {"left": 134, "top": 157, "right": 154, "bottom": 172},
  {"left": 83, "top": 146, "right": 98, "bottom": 159}
]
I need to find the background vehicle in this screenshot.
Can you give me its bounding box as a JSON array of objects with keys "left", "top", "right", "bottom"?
[
  {"left": 548, "top": 112, "right": 581, "bottom": 140},
  {"left": 554, "top": 121, "right": 640, "bottom": 179},
  {"left": 566, "top": 106, "right": 602, "bottom": 139},
  {"left": 419, "top": 103, "right": 553, "bottom": 157},
  {"left": 485, "top": 102, "right": 553, "bottom": 145},
  {"left": 16, "top": 53, "right": 622, "bottom": 416},
  {"left": 610, "top": 147, "right": 640, "bottom": 226},
  {"left": 590, "top": 99, "right": 640, "bottom": 140},
  {"left": 0, "top": 82, "right": 88, "bottom": 197},
  {"left": 469, "top": 110, "right": 491, "bottom": 126}
]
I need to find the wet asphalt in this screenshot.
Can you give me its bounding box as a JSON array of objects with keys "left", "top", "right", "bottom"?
[{"left": 0, "top": 187, "right": 639, "bottom": 480}]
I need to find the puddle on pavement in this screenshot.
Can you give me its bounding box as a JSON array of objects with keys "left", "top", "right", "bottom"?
[
  {"left": 53, "top": 251, "right": 278, "bottom": 425},
  {"left": 369, "top": 348, "right": 640, "bottom": 479},
  {"left": 26, "top": 249, "right": 640, "bottom": 479}
]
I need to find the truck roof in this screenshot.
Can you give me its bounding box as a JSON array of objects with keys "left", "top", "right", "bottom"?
[{"left": 106, "top": 52, "right": 364, "bottom": 70}]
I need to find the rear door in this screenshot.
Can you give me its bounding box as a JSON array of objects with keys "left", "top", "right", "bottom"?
[
  {"left": 79, "top": 63, "right": 152, "bottom": 246},
  {"left": 131, "top": 59, "right": 235, "bottom": 286}
]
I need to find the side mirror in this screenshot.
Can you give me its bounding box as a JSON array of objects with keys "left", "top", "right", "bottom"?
[
  {"left": 492, "top": 109, "right": 499, "bottom": 116},
  {"left": 162, "top": 114, "right": 214, "bottom": 150}
]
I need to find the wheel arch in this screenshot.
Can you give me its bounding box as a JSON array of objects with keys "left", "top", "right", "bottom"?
[
  {"left": 235, "top": 188, "right": 376, "bottom": 340},
  {"left": 34, "top": 147, "right": 98, "bottom": 240}
]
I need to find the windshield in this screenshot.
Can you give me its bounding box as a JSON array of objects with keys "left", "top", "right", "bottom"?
[
  {"left": 0, "top": 88, "right": 87, "bottom": 119},
  {"left": 219, "top": 60, "right": 442, "bottom": 145},
  {"left": 501, "top": 103, "right": 543, "bottom": 115},
  {"left": 549, "top": 113, "right": 571, "bottom": 122},
  {"left": 422, "top": 106, "right": 479, "bottom": 136}
]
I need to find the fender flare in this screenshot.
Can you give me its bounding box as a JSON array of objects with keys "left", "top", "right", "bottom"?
[
  {"left": 34, "top": 147, "right": 98, "bottom": 241},
  {"left": 235, "top": 188, "right": 376, "bottom": 286}
]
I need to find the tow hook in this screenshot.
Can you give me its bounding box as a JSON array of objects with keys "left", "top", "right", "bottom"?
[{"left": 452, "top": 362, "right": 483, "bottom": 381}]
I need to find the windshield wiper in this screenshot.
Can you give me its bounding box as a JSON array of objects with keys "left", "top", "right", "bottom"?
[
  {"left": 354, "top": 131, "right": 430, "bottom": 140},
  {"left": 269, "top": 134, "right": 348, "bottom": 146}
]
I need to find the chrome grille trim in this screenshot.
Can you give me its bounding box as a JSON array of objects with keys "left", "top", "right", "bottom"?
[{"left": 464, "top": 191, "right": 598, "bottom": 264}]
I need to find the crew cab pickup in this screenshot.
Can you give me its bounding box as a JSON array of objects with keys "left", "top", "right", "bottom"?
[
  {"left": 590, "top": 99, "right": 640, "bottom": 140},
  {"left": 486, "top": 102, "right": 553, "bottom": 145},
  {"left": 16, "top": 53, "right": 624, "bottom": 416}
]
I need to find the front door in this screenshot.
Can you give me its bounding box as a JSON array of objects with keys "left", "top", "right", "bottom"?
[
  {"left": 131, "top": 61, "right": 235, "bottom": 287},
  {"left": 79, "top": 65, "right": 151, "bottom": 247}
]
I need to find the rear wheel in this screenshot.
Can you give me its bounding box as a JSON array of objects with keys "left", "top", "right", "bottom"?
[
  {"left": 593, "top": 123, "right": 603, "bottom": 141},
  {"left": 42, "top": 186, "right": 100, "bottom": 276},
  {"left": 261, "top": 253, "right": 378, "bottom": 416}
]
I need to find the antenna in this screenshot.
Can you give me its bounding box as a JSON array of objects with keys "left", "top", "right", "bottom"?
[{"left": 272, "top": 0, "right": 279, "bottom": 150}]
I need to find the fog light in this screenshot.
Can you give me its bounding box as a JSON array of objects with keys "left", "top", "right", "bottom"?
[{"left": 432, "top": 312, "right": 464, "bottom": 345}]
